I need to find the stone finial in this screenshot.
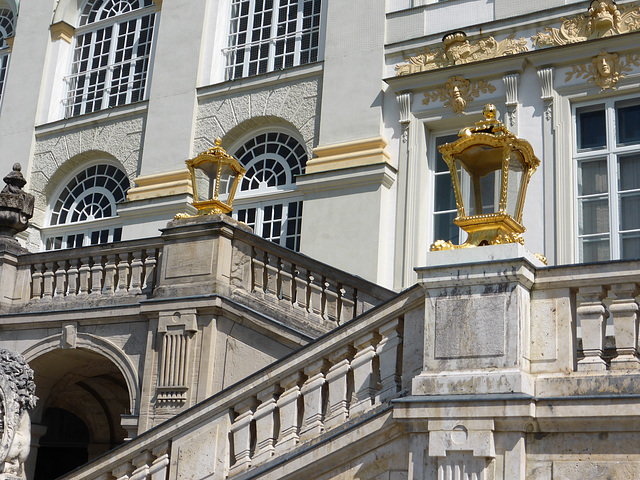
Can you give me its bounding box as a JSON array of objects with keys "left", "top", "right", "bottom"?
[
  {"left": 0, "top": 164, "right": 34, "bottom": 239},
  {"left": 0, "top": 349, "right": 38, "bottom": 480}
]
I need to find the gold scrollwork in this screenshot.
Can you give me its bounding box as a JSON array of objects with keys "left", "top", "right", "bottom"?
[
  {"left": 532, "top": 0, "right": 640, "bottom": 47},
  {"left": 566, "top": 51, "right": 640, "bottom": 91},
  {"left": 423, "top": 76, "right": 496, "bottom": 115},
  {"left": 396, "top": 31, "right": 527, "bottom": 76}
]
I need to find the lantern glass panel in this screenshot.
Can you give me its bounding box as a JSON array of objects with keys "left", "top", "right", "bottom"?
[
  {"left": 194, "top": 167, "right": 211, "bottom": 203},
  {"left": 506, "top": 152, "right": 525, "bottom": 218},
  {"left": 218, "top": 163, "right": 236, "bottom": 204}
]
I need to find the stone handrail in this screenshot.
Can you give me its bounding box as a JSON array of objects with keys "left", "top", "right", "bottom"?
[
  {"left": 18, "top": 238, "right": 163, "bottom": 302},
  {"left": 58, "top": 286, "right": 422, "bottom": 480},
  {"left": 532, "top": 260, "right": 640, "bottom": 373}
]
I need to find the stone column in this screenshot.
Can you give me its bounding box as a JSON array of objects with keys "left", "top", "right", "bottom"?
[
  {"left": 324, "top": 345, "right": 354, "bottom": 429},
  {"left": 275, "top": 372, "right": 304, "bottom": 453},
  {"left": 299, "top": 359, "right": 329, "bottom": 441},
  {"left": 252, "top": 385, "right": 281, "bottom": 464},
  {"left": 577, "top": 286, "right": 608, "bottom": 371},
  {"left": 229, "top": 398, "right": 259, "bottom": 475},
  {"left": 376, "top": 317, "right": 403, "bottom": 403},
  {"left": 350, "top": 332, "right": 381, "bottom": 416}
]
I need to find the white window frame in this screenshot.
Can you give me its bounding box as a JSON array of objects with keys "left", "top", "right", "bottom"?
[
  {"left": 0, "top": 7, "right": 15, "bottom": 111},
  {"left": 222, "top": 0, "right": 323, "bottom": 81},
  {"left": 63, "top": 1, "right": 157, "bottom": 118},
  {"left": 572, "top": 94, "right": 640, "bottom": 262}
]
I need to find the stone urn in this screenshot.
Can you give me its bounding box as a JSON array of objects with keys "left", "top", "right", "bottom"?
[{"left": 0, "top": 164, "right": 34, "bottom": 238}]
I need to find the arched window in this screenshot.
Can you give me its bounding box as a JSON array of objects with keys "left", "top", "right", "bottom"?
[
  {"left": 44, "top": 164, "right": 130, "bottom": 250},
  {"left": 0, "top": 7, "right": 15, "bottom": 109},
  {"left": 232, "top": 131, "right": 307, "bottom": 251},
  {"left": 64, "top": 0, "right": 156, "bottom": 117}
]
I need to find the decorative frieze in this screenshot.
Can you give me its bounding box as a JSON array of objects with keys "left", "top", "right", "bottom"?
[
  {"left": 533, "top": 0, "right": 640, "bottom": 47},
  {"left": 423, "top": 76, "right": 496, "bottom": 115},
  {"left": 396, "top": 31, "right": 527, "bottom": 76},
  {"left": 566, "top": 51, "right": 640, "bottom": 91}
]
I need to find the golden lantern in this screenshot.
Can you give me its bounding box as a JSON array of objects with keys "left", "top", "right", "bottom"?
[
  {"left": 431, "top": 104, "right": 540, "bottom": 250},
  {"left": 182, "top": 138, "right": 246, "bottom": 217}
]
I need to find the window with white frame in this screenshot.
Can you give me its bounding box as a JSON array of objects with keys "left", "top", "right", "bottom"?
[
  {"left": 64, "top": 0, "right": 156, "bottom": 117},
  {"left": 231, "top": 131, "right": 307, "bottom": 250},
  {"left": 43, "top": 164, "right": 130, "bottom": 250},
  {"left": 224, "top": 0, "right": 321, "bottom": 80},
  {"left": 574, "top": 97, "right": 640, "bottom": 262},
  {"left": 0, "top": 7, "right": 15, "bottom": 110},
  {"left": 431, "top": 133, "right": 498, "bottom": 245}
]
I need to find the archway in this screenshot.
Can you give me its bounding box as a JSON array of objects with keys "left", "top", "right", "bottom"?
[{"left": 29, "top": 348, "right": 130, "bottom": 480}]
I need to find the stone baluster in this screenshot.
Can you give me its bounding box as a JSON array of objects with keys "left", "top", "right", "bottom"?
[
  {"left": 129, "top": 250, "right": 144, "bottom": 295},
  {"left": 103, "top": 254, "right": 117, "bottom": 295},
  {"left": 275, "top": 372, "right": 304, "bottom": 453},
  {"left": 54, "top": 261, "right": 67, "bottom": 298},
  {"left": 115, "top": 253, "right": 131, "bottom": 295},
  {"left": 324, "top": 280, "right": 339, "bottom": 323},
  {"left": 31, "top": 263, "right": 44, "bottom": 299},
  {"left": 265, "top": 254, "right": 279, "bottom": 297},
  {"left": 252, "top": 385, "right": 282, "bottom": 464},
  {"left": 294, "top": 267, "right": 309, "bottom": 311},
  {"left": 609, "top": 283, "right": 640, "bottom": 369},
  {"left": 300, "top": 359, "right": 329, "bottom": 441},
  {"left": 324, "top": 345, "right": 354, "bottom": 430},
  {"left": 149, "top": 443, "right": 170, "bottom": 480},
  {"left": 376, "top": 318, "right": 403, "bottom": 403},
  {"left": 142, "top": 249, "right": 157, "bottom": 293},
  {"left": 340, "top": 285, "right": 356, "bottom": 323},
  {"left": 42, "top": 262, "right": 56, "bottom": 300},
  {"left": 78, "top": 257, "right": 91, "bottom": 296},
  {"left": 229, "top": 398, "right": 259, "bottom": 475},
  {"left": 280, "top": 259, "right": 294, "bottom": 305},
  {"left": 129, "top": 452, "right": 153, "bottom": 480},
  {"left": 112, "top": 461, "right": 133, "bottom": 480},
  {"left": 350, "top": 332, "right": 381, "bottom": 415},
  {"left": 308, "top": 273, "right": 324, "bottom": 316},
  {"left": 66, "top": 258, "right": 80, "bottom": 297},
  {"left": 252, "top": 248, "right": 266, "bottom": 293},
  {"left": 90, "top": 256, "right": 104, "bottom": 295},
  {"left": 577, "top": 286, "right": 608, "bottom": 371}
]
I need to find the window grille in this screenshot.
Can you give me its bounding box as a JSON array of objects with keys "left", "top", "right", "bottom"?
[
  {"left": 0, "top": 8, "right": 15, "bottom": 109},
  {"left": 224, "top": 0, "right": 321, "bottom": 80},
  {"left": 574, "top": 98, "right": 640, "bottom": 262},
  {"left": 232, "top": 132, "right": 307, "bottom": 250},
  {"left": 64, "top": 0, "right": 156, "bottom": 117},
  {"left": 44, "top": 164, "right": 130, "bottom": 250}
]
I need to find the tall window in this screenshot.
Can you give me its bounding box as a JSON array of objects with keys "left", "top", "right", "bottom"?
[
  {"left": 44, "top": 164, "right": 130, "bottom": 250},
  {"left": 232, "top": 132, "right": 307, "bottom": 251},
  {"left": 64, "top": 0, "right": 156, "bottom": 117},
  {"left": 224, "top": 0, "right": 321, "bottom": 80},
  {"left": 574, "top": 97, "right": 640, "bottom": 262},
  {"left": 0, "top": 8, "right": 15, "bottom": 110}
]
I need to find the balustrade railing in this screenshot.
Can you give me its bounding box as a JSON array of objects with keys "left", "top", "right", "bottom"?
[
  {"left": 59, "top": 287, "right": 418, "bottom": 480},
  {"left": 20, "top": 239, "right": 163, "bottom": 302},
  {"left": 533, "top": 260, "right": 640, "bottom": 373},
  {"left": 235, "top": 230, "right": 392, "bottom": 325}
]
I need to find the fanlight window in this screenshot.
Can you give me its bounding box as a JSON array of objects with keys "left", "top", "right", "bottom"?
[
  {"left": 0, "top": 8, "right": 15, "bottom": 109},
  {"left": 64, "top": 0, "right": 156, "bottom": 117},
  {"left": 44, "top": 164, "right": 129, "bottom": 250},
  {"left": 50, "top": 164, "right": 129, "bottom": 226},
  {"left": 232, "top": 132, "right": 307, "bottom": 250}
]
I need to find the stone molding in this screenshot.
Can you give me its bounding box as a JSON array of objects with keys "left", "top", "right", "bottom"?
[
  {"left": 49, "top": 21, "right": 74, "bottom": 44},
  {"left": 307, "top": 136, "right": 392, "bottom": 174},
  {"left": 126, "top": 169, "right": 192, "bottom": 201}
]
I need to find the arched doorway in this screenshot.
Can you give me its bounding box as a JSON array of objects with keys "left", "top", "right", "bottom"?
[{"left": 29, "top": 348, "right": 130, "bottom": 480}]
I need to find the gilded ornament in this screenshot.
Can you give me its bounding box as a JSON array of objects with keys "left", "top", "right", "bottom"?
[
  {"left": 532, "top": 0, "right": 640, "bottom": 47},
  {"left": 423, "top": 76, "right": 496, "bottom": 115},
  {"left": 396, "top": 31, "right": 528, "bottom": 76},
  {"left": 566, "top": 50, "right": 640, "bottom": 91}
]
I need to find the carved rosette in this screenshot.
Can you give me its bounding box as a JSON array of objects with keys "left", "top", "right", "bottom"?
[
  {"left": 423, "top": 76, "right": 496, "bottom": 115},
  {"left": 532, "top": 0, "right": 640, "bottom": 47},
  {"left": 396, "top": 31, "right": 528, "bottom": 76}
]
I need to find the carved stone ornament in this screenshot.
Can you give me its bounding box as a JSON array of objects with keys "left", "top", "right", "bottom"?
[
  {"left": 0, "top": 164, "right": 34, "bottom": 240},
  {"left": 0, "top": 349, "right": 38, "bottom": 480},
  {"left": 423, "top": 75, "right": 496, "bottom": 114},
  {"left": 566, "top": 50, "right": 640, "bottom": 90},
  {"left": 532, "top": 0, "right": 640, "bottom": 47},
  {"left": 396, "top": 31, "right": 528, "bottom": 76}
]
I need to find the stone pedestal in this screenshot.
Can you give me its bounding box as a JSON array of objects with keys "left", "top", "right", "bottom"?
[{"left": 413, "top": 244, "right": 544, "bottom": 396}]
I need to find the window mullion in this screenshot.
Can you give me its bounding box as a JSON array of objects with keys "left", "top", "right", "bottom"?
[
  {"left": 103, "top": 23, "right": 119, "bottom": 111},
  {"left": 126, "top": 17, "right": 142, "bottom": 105},
  {"left": 294, "top": 0, "right": 303, "bottom": 66},
  {"left": 255, "top": 202, "right": 265, "bottom": 237},
  {"left": 267, "top": 0, "right": 279, "bottom": 72},
  {"left": 243, "top": 0, "right": 257, "bottom": 78},
  {"left": 608, "top": 103, "right": 620, "bottom": 260}
]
